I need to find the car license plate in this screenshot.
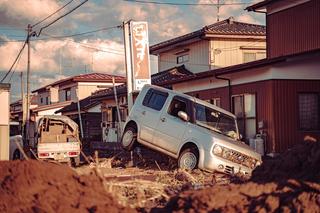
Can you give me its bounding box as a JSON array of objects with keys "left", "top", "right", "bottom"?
[{"left": 54, "top": 153, "right": 64, "bottom": 160}]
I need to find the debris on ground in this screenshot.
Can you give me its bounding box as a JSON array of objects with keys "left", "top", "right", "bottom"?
[
  {"left": 155, "top": 141, "right": 320, "bottom": 212},
  {"left": 1, "top": 141, "right": 319, "bottom": 212}
]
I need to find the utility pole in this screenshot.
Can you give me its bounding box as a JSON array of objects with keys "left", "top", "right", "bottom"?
[
  {"left": 217, "top": 0, "right": 221, "bottom": 22},
  {"left": 25, "top": 24, "right": 32, "bottom": 148},
  {"left": 123, "top": 21, "right": 133, "bottom": 112}
]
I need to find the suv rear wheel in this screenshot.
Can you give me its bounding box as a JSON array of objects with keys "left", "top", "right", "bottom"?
[
  {"left": 178, "top": 147, "right": 199, "bottom": 170},
  {"left": 121, "top": 126, "right": 137, "bottom": 151}
]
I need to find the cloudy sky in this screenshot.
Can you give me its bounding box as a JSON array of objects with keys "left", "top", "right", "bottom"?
[{"left": 0, "top": 0, "right": 264, "bottom": 101}]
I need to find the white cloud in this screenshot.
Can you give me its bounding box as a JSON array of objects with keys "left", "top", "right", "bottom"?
[
  {"left": 0, "top": 38, "right": 125, "bottom": 75},
  {"left": 0, "top": 0, "right": 60, "bottom": 27}
]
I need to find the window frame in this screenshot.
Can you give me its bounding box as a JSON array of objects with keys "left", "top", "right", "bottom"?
[
  {"left": 176, "top": 54, "right": 189, "bottom": 64},
  {"left": 65, "top": 88, "right": 71, "bottom": 101},
  {"left": 298, "top": 92, "right": 320, "bottom": 131},
  {"left": 231, "top": 93, "right": 257, "bottom": 141},
  {"left": 142, "top": 88, "right": 168, "bottom": 111}
]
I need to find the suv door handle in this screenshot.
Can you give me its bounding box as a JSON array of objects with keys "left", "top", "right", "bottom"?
[
  {"left": 142, "top": 111, "right": 146, "bottom": 115},
  {"left": 160, "top": 117, "right": 166, "bottom": 122}
]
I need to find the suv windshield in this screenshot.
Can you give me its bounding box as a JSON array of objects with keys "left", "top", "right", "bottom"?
[{"left": 194, "top": 103, "right": 238, "bottom": 140}]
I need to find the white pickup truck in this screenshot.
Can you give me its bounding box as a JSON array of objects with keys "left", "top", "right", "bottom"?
[{"left": 36, "top": 115, "right": 81, "bottom": 166}]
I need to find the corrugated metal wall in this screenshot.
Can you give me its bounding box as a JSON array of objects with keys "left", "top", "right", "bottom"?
[
  {"left": 187, "top": 79, "right": 320, "bottom": 153},
  {"left": 268, "top": 0, "right": 320, "bottom": 58},
  {"left": 273, "top": 80, "right": 320, "bottom": 152}
]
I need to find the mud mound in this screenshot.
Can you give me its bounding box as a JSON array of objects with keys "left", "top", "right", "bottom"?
[
  {"left": 0, "top": 160, "right": 135, "bottom": 213},
  {"left": 252, "top": 141, "right": 320, "bottom": 183},
  {"left": 160, "top": 180, "right": 320, "bottom": 213},
  {"left": 156, "top": 142, "right": 320, "bottom": 212}
]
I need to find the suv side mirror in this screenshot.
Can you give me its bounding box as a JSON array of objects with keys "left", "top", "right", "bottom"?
[{"left": 178, "top": 111, "right": 189, "bottom": 122}]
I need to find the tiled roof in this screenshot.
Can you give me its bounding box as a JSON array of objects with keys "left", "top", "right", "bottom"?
[
  {"left": 90, "top": 65, "right": 193, "bottom": 100},
  {"left": 150, "top": 17, "right": 266, "bottom": 54},
  {"left": 33, "top": 73, "right": 126, "bottom": 93},
  {"left": 151, "top": 65, "right": 193, "bottom": 86},
  {"left": 203, "top": 18, "right": 265, "bottom": 36},
  {"left": 32, "top": 101, "right": 73, "bottom": 112},
  {"left": 55, "top": 96, "right": 100, "bottom": 114}
]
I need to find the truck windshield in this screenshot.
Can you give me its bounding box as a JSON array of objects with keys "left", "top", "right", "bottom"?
[{"left": 194, "top": 103, "right": 238, "bottom": 140}]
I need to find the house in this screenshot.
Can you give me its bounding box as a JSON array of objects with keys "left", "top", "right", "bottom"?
[
  {"left": 55, "top": 96, "right": 102, "bottom": 147},
  {"left": 10, "top": 95, "right": 38, "bottom": 122},
  {"left": 150, "top": 17, "right": 266, "bottom": 74},
  {"left": 31, "top": 73, "right": 126, "bottom": 119},
  {"left": 164, "top": 0, "right": 320, "bottom": 154}
]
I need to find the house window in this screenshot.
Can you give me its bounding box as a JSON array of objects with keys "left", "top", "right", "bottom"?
[
  {"left": 205, "top": 98, "right": 221, "bottom": 107},
  {"left": 299, "top": 93, "right": 319, "bottom": 130},
  {"left": 232, "top": 94, "right": 256, "bottom": 141},
  {"left": 243, "top": 52, "right": 266, "bottom": 63},
  {"left": 40, "top": 97, "right": 43, "bottom": 104},
  {"left": 65, "top": 89, "right": 71, "bottom": 101},
  {"left": 142, "top": 88, "right": 168, "bottom": 111},
  {"left": 177, "top": 54, "right": 189, "bottom": 64},
  {"left": 45, "top": 97, "right": 49, "bottom": 105}
]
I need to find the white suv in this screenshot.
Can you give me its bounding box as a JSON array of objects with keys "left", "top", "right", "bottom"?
[{"left": 121, "top": 85, "right": 261, "bottom": 176}]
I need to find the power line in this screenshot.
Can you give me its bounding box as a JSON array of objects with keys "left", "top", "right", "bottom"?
[
  {"left": 34, "top": 0, "right": 88, "bottom": 37},
  {"left": 123, "top": 0, "right": 253, "bottom": 6},
  {"left": 0, "top": 24, "right": 121, "bottom": 43},
  {"left": 41, "top": 25, "right": 122, "bottom": 39},
  {"left": 0, "top": 37, "right": 28, "bottom": 83},
  {"left": 32, "top": 0, "right": 74, "bottom": 28}
]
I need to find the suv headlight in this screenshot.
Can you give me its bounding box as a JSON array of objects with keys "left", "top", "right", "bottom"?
[{"left": 213, "top": 145, "right": 223, "bottom": 155}]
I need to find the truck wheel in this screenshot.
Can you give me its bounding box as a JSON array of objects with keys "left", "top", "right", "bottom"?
[
  {"left": 121, "top": 126, "right": 137, "bottom": 151},
  {"left": 72, "top": 156, "right": 80, "bottom": 167},
  {"left": 13, "top": 150, "right": 21, "bottom": 160},
  {"left": 178, "top": 147, "right": 199, "bottom": 170}
]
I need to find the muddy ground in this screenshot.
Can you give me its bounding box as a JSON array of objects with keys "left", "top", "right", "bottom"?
[{"left": 0, "top": 141, "right": 319, "bottom": 213}]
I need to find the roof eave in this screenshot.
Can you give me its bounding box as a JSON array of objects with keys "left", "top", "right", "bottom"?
[{"left": 245, "top": 0, "right": 274, "bottom": 12}]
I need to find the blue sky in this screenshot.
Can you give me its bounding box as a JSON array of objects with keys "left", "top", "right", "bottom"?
[{"left": 0, "top": 0, "right": 265, "bottom": 101}]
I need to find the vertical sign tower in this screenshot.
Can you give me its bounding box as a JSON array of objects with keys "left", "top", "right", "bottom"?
[{"left": 123, "top": 21, "right": 151, "bottom": 112}]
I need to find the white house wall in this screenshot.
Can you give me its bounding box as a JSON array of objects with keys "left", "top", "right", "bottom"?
[
  {"left": 210, "top": 39, "right": 266, "bottom": 69},
  {"left": 159, "top": 40, "right": 210, "bottom": 73},
  {"left": 88, "top": 104, "right": 101, "bottom": 113}
]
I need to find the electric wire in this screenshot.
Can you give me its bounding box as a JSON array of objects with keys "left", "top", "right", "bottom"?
[
  {"left": 34, "top": 0, "right": 88, "bottom": 37},
  {"left": 32, "top": 0, "right": 74, "bottom": 28},
  {"left": 123, "top": 0, "right": 253, "bottom": 6},
  {"left": 0, "top": 37, "right": 28, "bottom": 83}
]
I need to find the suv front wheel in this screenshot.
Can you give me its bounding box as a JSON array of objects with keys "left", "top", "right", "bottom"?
[
  {"left": 121, "top": 126, "right": 137, "bottom": 151},
  {"left": 178, "top": 147, "right": 199, "bottom": 170}
]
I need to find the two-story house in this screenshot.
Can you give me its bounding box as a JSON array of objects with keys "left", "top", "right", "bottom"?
[
  {"left": 31, "top": 73, "right": 126, "bottom": 119},
  {"left": 163, "top": 0, "right": 320, "bottom": 154},
  {"left": 150, "top": 17, "right": 266, "bottom": 75}
]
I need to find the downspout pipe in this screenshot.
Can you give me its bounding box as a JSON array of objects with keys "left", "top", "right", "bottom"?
[{"left": 215, "top": 73, "right": 231, "bottom": 112}]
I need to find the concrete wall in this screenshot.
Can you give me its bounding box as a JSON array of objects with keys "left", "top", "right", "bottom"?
[{"left": 0, "top": 84, "right": 10, "bottom": 160}]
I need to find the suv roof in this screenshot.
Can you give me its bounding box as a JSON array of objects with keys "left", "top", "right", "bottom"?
[{"left": 143, "top": 84, "right": 236, "bottom": 118}]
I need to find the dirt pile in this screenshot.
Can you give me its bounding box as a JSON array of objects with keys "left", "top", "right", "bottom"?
[
  {"left": 157, "top": 141, "right": 320, "bottom": 212},
  {"left": 0, "top": 160, "right": 135, "bottom": 213},
  {"left": 160, "top": 180, "right": 320, "bottom": 212},
  {"left": 252, "top": 141, "right": 320, "bottom": 182}
]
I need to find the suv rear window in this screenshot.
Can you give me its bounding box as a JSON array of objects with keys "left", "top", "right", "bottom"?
[{"left": 143, "top": 88, "right": 168, "bottom": 111}]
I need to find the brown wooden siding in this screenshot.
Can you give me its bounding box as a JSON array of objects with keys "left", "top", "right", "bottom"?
[
  {"left": 267, "top": 0, "right": 320, "bottom": 58},
  {"left": 273, "top": 80, "right": 320, "bottom": 152},
  {"left": 186, "top": 79, "right": 320, "bottom": 153}
]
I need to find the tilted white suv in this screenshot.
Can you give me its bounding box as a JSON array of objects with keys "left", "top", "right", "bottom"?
[{"left": 121, "top": 85, "right": 261, "bottom": 176}]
